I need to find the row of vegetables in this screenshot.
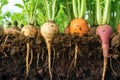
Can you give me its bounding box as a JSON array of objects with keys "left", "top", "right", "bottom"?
[{"left": 0, "top": 0, "right": 120, "bottom": 80}]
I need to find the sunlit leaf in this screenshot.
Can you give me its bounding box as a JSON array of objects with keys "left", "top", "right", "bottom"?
[{"left": 15, "top": 4, "right": 24, "bottom": 8}]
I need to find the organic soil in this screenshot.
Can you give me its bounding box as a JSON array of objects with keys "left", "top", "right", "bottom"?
[{"left": 0, "top": 31, "right": 120, "bottom": 80}]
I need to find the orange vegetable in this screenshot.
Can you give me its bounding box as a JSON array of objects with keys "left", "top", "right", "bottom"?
[
  {"left": 117, "top": 23, "right": 120, "bottom": 34},
  {"left": 64, "top": 25, "right": 70, "bottom": 34},
  {"left": 70, "top": 18, "right": 89, "bottom": 37}
]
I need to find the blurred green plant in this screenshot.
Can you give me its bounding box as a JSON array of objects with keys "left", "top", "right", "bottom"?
[
  {"left": 0, "top": 0, "right": 119, "bottom": 32},
  {"left": 55, "top": 4, "right": 68, "bottom": 32},
  {"left": 110, "top": 0, "right": 120, "bottom": 31},
  {"left": 11, "top": 13, "right": 26, "bottom": 26},
  {"left": 15, "top": 0, "right": 39, "bottom": 26},
  {"left": 0, "top": 0, "right": 8, "bottom": 12},
  {"left": 0, "top": 0, "right": 8, "bottom": 26}
]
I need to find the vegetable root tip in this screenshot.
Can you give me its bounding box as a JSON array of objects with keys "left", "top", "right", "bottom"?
[{"left": 102, "top": 57, "right": 108, "bottom": 80}]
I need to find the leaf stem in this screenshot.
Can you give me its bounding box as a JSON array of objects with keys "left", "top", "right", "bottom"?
[
  {"left": 72, "top": 0, "right": 78, "bottom": 18},
  {"left": 45, "top": 0, "right": 51, "bottom": 21},
  {"left": 96, "top": 0, "right": 102, "bottom": 25},
  {"left": 79, "top": 0, "right": 86, "bottom": 18},
  {"left": 78, "top": 0, "right": 81, "bottom": 18},
  {"left": 52, "top": 0, "right": 56, "bottom": 21},
  {"left": 102, "top": 0, "right": 111, "bottom": 24}
]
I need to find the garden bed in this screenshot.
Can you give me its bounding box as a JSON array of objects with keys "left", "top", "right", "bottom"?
[{"left": 0, "top": 32, "right": 120, "bottom": 80}]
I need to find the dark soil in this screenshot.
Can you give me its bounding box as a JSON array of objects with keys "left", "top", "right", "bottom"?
[{"left": 0, "top": 31, "right": 120, "bottom": 80}]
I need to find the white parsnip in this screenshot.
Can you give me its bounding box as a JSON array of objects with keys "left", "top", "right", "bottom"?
[
  {"left": 41, "top": 21, "right": 59, "bottom": 80},
  {"left": 21, "top": 24, "right": 37, "bottom": 78}
]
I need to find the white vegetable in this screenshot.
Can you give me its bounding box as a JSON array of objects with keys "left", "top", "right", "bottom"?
[
  {"left": 21, "top": 25, "right": 37, "bottom": 37},
  {"left": 41, "top": 21, "right": 59, "bottom": 42},
  {"left": 41, "top": 21, "right": 59, "bottom": 80}
]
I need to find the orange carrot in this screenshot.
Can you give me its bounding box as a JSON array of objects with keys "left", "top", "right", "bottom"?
[
  {"left": 69, "top": 0, "right": 88, "bottom": 67},
  {"left": 70, "top": 18, "right": 89, "bottom": 37}
]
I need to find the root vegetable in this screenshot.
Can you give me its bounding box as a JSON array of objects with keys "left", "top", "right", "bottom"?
[
  {"left": 96, "top": 25, "right": 113, "bottom": 80},
  {"left": 4, "top": 28, "right": 21, "bottom": 36},
  {"left": 21, "top": 24, "right": 37, "bottom": 38},
  {"left": 4, "top": 20, "right": 21, "bottom": 36},
  {"left": 70, "top": 18, "right": 88, "bottom": 37},
  {"left": 21, "top": 24, "right": 37, "bottom": 78},
  {"left": 70, "top": 18, "right": 88, "bottom": 67},
  {"left": 64, "top": 25, "right": 70, "bottom": 35},
  {"left": 69, "top": 0, "right": 88, "bottom": 68},
  {"left": 41, "top": 21, "right": 59, "bottom": 80}
]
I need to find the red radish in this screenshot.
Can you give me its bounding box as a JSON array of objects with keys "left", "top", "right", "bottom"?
[
  {"left": 41, "top": 21, "right": 59, "bottom": 80},
  {"left": 96, "top": 25, "right": 113, "bottom": 80}
]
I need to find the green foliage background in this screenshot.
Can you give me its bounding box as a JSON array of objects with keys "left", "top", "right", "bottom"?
[{"left": 0, "top": 0, "right": 120, "bottom": 32}]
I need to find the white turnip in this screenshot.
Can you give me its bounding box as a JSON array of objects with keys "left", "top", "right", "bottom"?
[
  {"left": 96, "top": 25, "right": 113, "bottom": 80},
  {"left": 41, "top": 21, "right": 59, "bottom": 80},
  {"left": 21, "top": 24, "right": 37, "bottom": 38},
  {"left": 21, "top": 24, "right": 37, "bottom": 78},
  {"left": 4, "top": 20, "right": 21, "bottom": 36}
]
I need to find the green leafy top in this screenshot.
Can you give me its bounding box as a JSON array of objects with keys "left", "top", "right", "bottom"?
[
  {"left": 72, "top": 0, "right": 86, "bottom": 18},
  {"left": 96, "top": 0, "right": 111, "bottom": 25},
  {"left": 15, "top": 0, "right": 39, "bottom": 26}
]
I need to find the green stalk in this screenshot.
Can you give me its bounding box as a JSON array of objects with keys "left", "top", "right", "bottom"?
[
  {"left": 22, "top": 0, "right": 30, "bottom": 24},
  {"left": 51, "top": 0, "right": 56, "bottom": 21},
  {"left": 115, "top": 2, "right": 120, "bottom": 29},
  {"left": 30, "top": 0, "right": 33, "bottom": 24},
  {"left": 44, "top": 0, "right": 57, "bottom": 21},
  {"left": 96, "top": 0, "right": 102, "bottom": 25},
  {"left": 33, "top": 0, "right": 38, "bottom": 26},
  {"left": 78, "top": 0, "right": 81, "bottom": 18},
  {"left": 79, "top": 0, "right": 86, "bottom": 18},
  {"left": 45, "top": 0, "right": 51, "bottom": 21},
  {"left": 102, "top": 0, "right": 111, "bottom": 24},
  {"left": 83, "top": 0, "right": 86, "bottom": 19},
  {"left": 66, "top": 1, "right": 72, "bottom": 22},
  {"left": 107, "top": 2, "right": 111, "bottom": 25},
  {"left": 72, "top": 0, "right": 78, "bottom": 18}
]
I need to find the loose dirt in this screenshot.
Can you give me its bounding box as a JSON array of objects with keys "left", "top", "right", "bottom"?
[{"left": 0, "top": 31, "right": 120, "bottom": 80}]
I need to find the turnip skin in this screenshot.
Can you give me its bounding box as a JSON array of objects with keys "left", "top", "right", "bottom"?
[
  {"left": 21, "top": 24, "right": 37, "bottom": 78},
  {"left": 21, "top": 24, "right": 37, "bottom": 38},
  {"left": 41, "top": 21, "right": 59, "bottom": 80},
  {"left": 41, "top": 21, "right": 59, "bottom": 42}
]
